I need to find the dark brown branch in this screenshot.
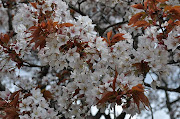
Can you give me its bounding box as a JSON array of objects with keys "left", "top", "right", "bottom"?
[
  {"left": 170, "top": 97, "right": 180, "bottom": 105},
  {"left": 102, "top": 21, "right": 128, "bottom": 35},
  {"left": 162, "top": 80, "right": 175, "bottom": 119},
  {"left": 167, "top": 60, "right": 180, "bottom": 65},
  {"left": 144, "top": 83, "right": 180, "bottom": 93},
  {"left": 0, "top": 82, "right": 5, "bottom": 91},
  {"left": 164, "top": 90, "right": 175, "bottom": 119},
  {"left": 22, "top": 60, "right": 45, "bottom": 68},
  {"left": 2, "top": 0, "right": 14, "bottom": 32},
  {"left": 68, "top": 4, "right": 86, "bottom": 16},
  {"left": 7, "top": 8, "right": 13, "bottom": 32},
  {"left": 38, "top": 65, "right": 49, "bottom": 79},
  {"left": 117, "top": 112, "right": 126, "bottom": 119}
]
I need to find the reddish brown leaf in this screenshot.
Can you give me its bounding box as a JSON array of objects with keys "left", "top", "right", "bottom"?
[
  {"left": 164, "top": 5, "right": 172, "bottom": 11},
  {"left": 43, "top": 90, "right": 53, "bottom": 100},
  {"left": 9, "top": 93, "right": 19, "bottom": 107},
  {"left": 171, "top": 6, "right": 180, "bottom": 10},
  {"left": 9, "top": 91, "right": 19, "bottom": 100},
  {"left": 40, "top": 21, "right": 47, "bottom": 29},
  {"left": 166, "top": 19, "right": 175, "bottom": 33},
  {"left": 0, "top": 100, "right": 7, "bottom": 107},
  {"left": 30, "top": 2, "right": 37, "bottom": 9},
  {"left": 132, "top": 20, "right": 150, "bottom": 28},
  {"left": 128, "top": 12, "right": 145, "bottom": 25},
  {"left": 29, "top": 26, "right": 38, "bottom": 31},
  {"left": 132, "top": 84, "right": 144, "bottom": 92},
  {"left": 131, "top": 4, "right": 144, "bottom": 9},
  {"left": 111, "top": 33, "right": 125, "bottom": 45},
  {"left": 132, "top": 93, "right": 140, "bottom": 110},
  {"left": 0, "top": 34, "right": 10, "bottom": 44},
  {"left": 169, "top": 8, "right": 180, "bottom": 20},
  {"left": 58, "top": 23, "right": 74, "bottom": 28},
  {"left": 102, "top": 38, "right": 108, "bottom": 45},
  {"left": 73, "top": 89, "right": 80, "bottom": 97},
  {"left": 107, "top": 30, "right": 112, "bottom": 45},
  {"left": 97, "top": 91, "right": 114, "bottom": 104},
  {"left": 34, "top": 35, "right": 46, "bottom": 49},
  {"left": 131, "top": 84, "right": 150, "bottom": 112},
  {"left": 144, "top": 0, "right": 148, "bottom": 9},
  {"left": 138, "top": 92, "right": 150, "bottom": 108},
  {"left": 174, "top": 21, "right": 180, "bottom": 25},
  {"left": 132, "top": 60, "right": 150, "bottom": 75},
  {"left": 4, "top": 107, "right": 19, "bottom": 119},
  {"left": 113, "top": 69, "right": 118, "bottom": 92}
]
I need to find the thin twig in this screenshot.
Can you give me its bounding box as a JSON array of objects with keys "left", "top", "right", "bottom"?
[
  {"left": 162, "top": 79, "right": 175, "bottom": 119},
  {"left": 144, "top": 83, "right": 180, "bottom": 93},
  {"left": 114, "top": 103, "right": 116, "bottom": 119},
  {"left": 102, "top": 21, "right": 128, "bottom": 35}
]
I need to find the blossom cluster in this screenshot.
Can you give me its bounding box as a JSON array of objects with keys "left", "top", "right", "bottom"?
[{"left": 0, "top": 0, "right": 179, "bottom": 119}]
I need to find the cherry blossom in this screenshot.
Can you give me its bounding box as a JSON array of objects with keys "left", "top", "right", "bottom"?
[{"left": 0, "top": 0, "right": 179, "bottom": 118}]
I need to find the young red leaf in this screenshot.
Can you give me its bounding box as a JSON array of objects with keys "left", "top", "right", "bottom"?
[
  {"left": 131, "top": 4, "right": 144, "bottom": 10},
  {"left": 132, "top": 93, "right": 140, "bottom": 110},
  {"left": 9, "top": 91, "right": 19, "bottom": 100},
  {"left": 128, "top": 12, "right": 145, "bottom": 25},
  {"left": 97, "top": 91, "right": 114, "bottom": 104},
  {"left": 132, "top": 61, "right": 150, "bottom": 75},
  {"left": 144, "top": 0, "right": 148, "bottom": 9},
  {"left": 166, "top": 19, "right": 175, "bottom": 33},
  {"left": 9, "top": 92, "right": 19, "bottom": 107},
  {"left": 131, "top": 84, "right": 150, "bottom": 112},
  {"left": 174, "top": 21, "right": 180, "bottom": 26},
  {"left": 131, "top": 84, "right": 144, "bottom": 92},
  {"left": 169, "top": 8, "right": 180, "bottom": 20},
  {"left": 30, "top": 2, "right": 37, "bottom": 9},
  {"left": 73, "top": 89, "right": 80, "bottom": 97},
  {"left": 34, "top": 35, "right": 46, "bottom": 49},
  {"left": 0, "top": 34, "right": 10, "bottom": 44},
  {"left": 43, "top": 90, "right": 53, "bottom": 100},
  {"left": 58, "top": 23, "right": 74, "bottom": 28},
  {"left": 0, "top": 100, "right": 7, "bottom": 107},
  {"left": 112, "top": 33, "right": 125, "bottom": 41},
  {"left": 28, "top": 26, "right": 38, "bottom": 31},
  {"left": 107, "top": 30, "right": 112, "bottom": 45},
  {"left": 112, "top": 69, "right": 118, "bottom": 92},
  {"left": 4, "top": 107, "right": 19, "bottom": 119},
  {"left": 132, "top": 20, "right": 150, "bottom": 28}
]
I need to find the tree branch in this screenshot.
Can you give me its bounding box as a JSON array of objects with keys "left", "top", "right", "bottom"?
[
  {"left": 162, "top": 80, "right": 175, "bottom": 119},
  {"left": 22, "top": 60, "right": 45, "bottom": 68},
  {"left": 102, "top": 21, "right": 128, "bottom": 35},
  {"left": 144, "top": 83, "right": 180, "bottom": 93},
  {"left": 68, "top": 4, "right": 86, "bottom": 16},
  {"left": 170, "top": 97, "right": 180, "bottom": 105},
  {"left": 0, "top": 82, "right": 5, "bottom": 91},
  {"left": 117, "top": 112, "right": 126, "bottom": 119}
]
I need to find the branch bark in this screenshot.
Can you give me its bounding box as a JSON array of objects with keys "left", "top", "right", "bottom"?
[
  {"left": 102, "top": 21, "right": 128, "bottom": 35},
  {"left": 117, "top": 112, "right": 126, "bottom": 119},
  {"left": 162, "top": 80, "right": 175, "bottom": 119},
  {"left": 144, "top": 83, "right": 180, "bottom": 93},
  {"left": 0, "top": 82, "right": 5, "bottom": 91}
]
